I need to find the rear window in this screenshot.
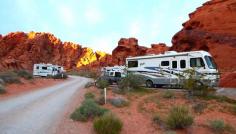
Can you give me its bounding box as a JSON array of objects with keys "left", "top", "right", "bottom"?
[
  {"left": 161, "top": 61, "right": 169, "bottom": 66},
  {"left": 180, "top": 60, "right": 186, "bottom": 68},
  {"left": 128, "top": 61, "right": 138, "bottom": 68},
  {"left": 115, "top": 72, "right": 121, "bottom": 77}
]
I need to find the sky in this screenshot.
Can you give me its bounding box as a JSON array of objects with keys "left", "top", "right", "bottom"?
[{"left": 0, "top": 0, "right": 207, "bottom": 53}]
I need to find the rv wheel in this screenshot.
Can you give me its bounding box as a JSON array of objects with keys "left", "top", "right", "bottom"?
[{"left": 146, "top": 80, "right": 153, "bottom": 88}]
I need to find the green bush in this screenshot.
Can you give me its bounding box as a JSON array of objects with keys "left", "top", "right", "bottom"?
[
  {"left": 209, "top": 119, "right": 225, "bottom": 134},
  {"left": 0, "top": 71, "right": 20, "bottom": 84},
  {"left": 84, "top": 92, "right": 95, "bottom": 99},
  {"left": 152, "top": 113, "right": 163, "bottom": 125},
  {"left": 109, "top": 97, "right": 129, "bottom": 108},
  {"left": 232, "top": 104, "right": 236, "bottom": 114},
  {"left": 166, "top": 105, "right": 193, "bottom": 129},
  {"left": 118, "top": 73, "right": 144, "bottom": 91},
  {"left": 16, "top": 70, "right": 33, "bottom": 80},
  {"left": 93, "top": 113, "right": 123, "bottom": 134},
  {"left": 70, "top": 99, "right": 108, "bottom": 122},
  {"left": 162, "top": 90, "right": 175, "bottom": 99},
  {"left": 96, "top": 79, "right": 109, "bottom": 89},
  {"left": 0, "top": 84, "right": 6, "bottom": 94}
]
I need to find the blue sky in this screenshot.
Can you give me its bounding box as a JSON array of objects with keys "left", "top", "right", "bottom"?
[{"left": 0, "top": 0, "right": 207, "bottom": 53}]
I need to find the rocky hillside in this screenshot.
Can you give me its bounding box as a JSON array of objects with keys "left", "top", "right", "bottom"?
[
  {"left": 171, "top": 0, "right": 236, "bottom": 72},
  {"left": 0, "top": 32, "right": 111, "bottom": 71},
  {"left": 112, "top": 38, "right": 169, "bottom": 65}
]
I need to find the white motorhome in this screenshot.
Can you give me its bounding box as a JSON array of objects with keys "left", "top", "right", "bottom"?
[
  {"left": 101, "top": 66, "right": 126, "bottom": 78},
  {"left": 33, "top": 63, "right": 64, "bottom": 77},
  {"left": 126, "top": 51, "right": 220, "bottom": 87}
]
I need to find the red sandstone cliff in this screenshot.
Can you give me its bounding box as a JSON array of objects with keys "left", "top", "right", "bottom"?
[
  {"left": 0, "top": 32, "right": 109, "bottom": 71},
  {"left": 112, "top": 38, "right": 169, "bottom": 65},
  {"left": 170, "top": 0, "right": 236, "bottom": 87}
]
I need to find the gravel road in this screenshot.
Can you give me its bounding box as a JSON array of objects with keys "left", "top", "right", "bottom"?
[{"left": 0, "top": 76, "right": 91, "bottom": 134}]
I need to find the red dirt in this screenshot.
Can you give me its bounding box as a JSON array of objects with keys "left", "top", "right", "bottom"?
[{"left": 0, "top": 78, "right": 66, "bottom": 99}]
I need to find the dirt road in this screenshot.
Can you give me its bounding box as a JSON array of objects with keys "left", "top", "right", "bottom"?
[{"left": 0, "top": 76, "right": 91, "bottom": 134}]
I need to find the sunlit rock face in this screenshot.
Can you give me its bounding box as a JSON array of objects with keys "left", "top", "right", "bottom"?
[
  {"left": 0, "top": 32, "right": 109, "bottom": 71},
  {"left": 112, "top": 38, "right": 169, "bottom": 65},
  {"left": 171, "top": 0, "right": 236, "bottom": 72}
]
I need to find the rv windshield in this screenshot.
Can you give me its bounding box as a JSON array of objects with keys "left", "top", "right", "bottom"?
[{"left": 204, "top": 56, "right": 217, "bottom": 69}]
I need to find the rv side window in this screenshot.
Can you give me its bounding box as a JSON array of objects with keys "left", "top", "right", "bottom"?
[
  {"left": 180, "top": 60, "right": 186, "bottom": 68},
  {"left": 161, "top": 61, "right": 169, "bottom": 66},
  {"left": 128, "top": 61, "right": 138, "bottom": 68},
  {"left": 42, "top": 67, "right": 47, "bottom": 70},
  {"left": 172, "top": 61, "right": 177, "bottom": 68},
  {"left": 190, "top": 58, "right": 205, "bottom": 67},
  {"left": 115, "top": 72, "right": 121, "bottom": 77},
  {"left": 36, "top": 66, "right": 39, "bottom": 69}
]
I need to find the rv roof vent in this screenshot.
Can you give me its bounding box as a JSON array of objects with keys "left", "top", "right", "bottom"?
[{"left": 164, "top": 51, "right": 177, "bottom": 55}]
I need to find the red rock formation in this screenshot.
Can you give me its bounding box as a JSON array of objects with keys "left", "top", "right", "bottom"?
[
  {"left": 112, "top": 38, "right": 169, "bottom": 65},
  {"left": 0, "top": 32, "right": 109, "bottom": 71},
  {"left": 171, "top": 0, "right": 236, "bottom": 72}
]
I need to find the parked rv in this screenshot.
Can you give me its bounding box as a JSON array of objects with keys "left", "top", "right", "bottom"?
[
  {"left": 126, "top": 51, "right": 220, "bottom": 88},
  {"left": 33, "top": 63, "right": 65, "bottom": 77},
  {"left": 100, "top": 66, "right": 126, "bottom": 84}
]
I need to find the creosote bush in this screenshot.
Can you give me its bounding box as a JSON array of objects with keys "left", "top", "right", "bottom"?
[
  {"left": 93, "top": 113, "right": 123, "bottom": 134},
  {"left": 192, "top": 102, "right": 207, "bottom": 114},
  {"left": 0, "top": 71, "right": 20, "bottom": 84},
  {"left": 0, "top": 84, "right": 6, "bottom": 94},
  {"left": 118, "top": 73, "right": 144, "bottom": 92},
  {"left": 152, "top": 113, "right": 163, "bottom": 125},
  {"left": 15, "top": 70, "right": 33, "bottom": 80},
  {"left": 70, "top": 99, "right": 108, "bottom": 122},
  {"left": 209, "top": 119, "right": 225, "bottom": 134},
  {"left": 84, "top": 92, "right": 95, "bottom": 99},
  {"left": 162, "top": 90, "right": 175, "bottom": 99},
  {"left": 96, "top": 79, "right": 109, "bottom": 89},
  {"left": 166, "top": 105, "right": 193, "bottom": 129}
]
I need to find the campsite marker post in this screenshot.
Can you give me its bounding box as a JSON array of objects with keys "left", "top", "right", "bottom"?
[{"left": 104, "top": 88, "right": 107, "bottom": 104}]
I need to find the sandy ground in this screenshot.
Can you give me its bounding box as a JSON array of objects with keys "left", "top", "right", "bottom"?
[
  {"left": 58, "top": 86, "right": 236, "bottom": 134},
  {"left": 0, "top": 76, "right": 91, "bottom": 134},
  {"left": 0, "top": 77, "right": 66, "bottom": 99}
]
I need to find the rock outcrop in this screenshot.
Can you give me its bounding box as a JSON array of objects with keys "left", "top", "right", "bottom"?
[
  {"left": 171, "top": 0, "right": 236, "bottom": 72},
  {"left": 0, "top": 32, "right": 109, "bottom": 71},
  {"left": 112, "top": 38, "right": 169, "bottom": 65}
]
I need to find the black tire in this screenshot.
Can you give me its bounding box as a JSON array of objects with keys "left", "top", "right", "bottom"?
[{"left": 146, "top": 80, "right": 153, "bottom": 88}]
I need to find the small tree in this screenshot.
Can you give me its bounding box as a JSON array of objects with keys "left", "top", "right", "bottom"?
[{"left": 118, "top": 73, "right": 144, "bottom": 91}]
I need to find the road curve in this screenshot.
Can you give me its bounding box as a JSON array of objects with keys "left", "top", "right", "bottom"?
[{"left": 0, "top": 76, "right": 91, "bottom": 134}]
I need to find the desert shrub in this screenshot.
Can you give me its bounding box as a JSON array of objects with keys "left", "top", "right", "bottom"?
[
  {"left": 109, "top": 97, "right": 129, "bottom": 108},
  {"left": 118, "top": 73, "right": 144, "bottom": 91},
  {"left": 162, "top": 90, "right": 175, "bottom": 99},
  {"left": 229, "top": 104, "right": 236, "bottom": 114},
  {"left": 96, "top": 96, "right": 105, "bottom": 105},
  {"left": 0, "top": 71, "right": 20, "bottom": 84},
  {"left": 84, "top": 92, "right": 95, "bottom": 99},
  {"left": 96, "top": 79, "right": 109, "bottom": 89},
  {"left": 209, "top": 119, "right": 225, "bottom": 134},
  {"left": 152, "top": 113, "right": 163, "bottom": 125},
  {"left": 182, "top": 69, "right": 210, "bottom": 97},
  {"left": 70, "top": 99, "right": 108, "bottom": 122},
  {"left": 84, "top": 82, "right": 94, "bottom": 88},
  {"left": 192, "top": 102, "right": 207, "bottom": 114},
  {"left": 52, "top": 72, "right": 68, "bottom": 79},
  {"left": 0, "top": 84, "right": 6, "bottom": 94},
  {"left": 93, "top": 113, "right": 123, "bottom": 134},
  {"left": 166, "top": 105, "right": 193, "bottom": 129},
  {"left": 16, "top": 70, "right": 33, "bottom": 80}
]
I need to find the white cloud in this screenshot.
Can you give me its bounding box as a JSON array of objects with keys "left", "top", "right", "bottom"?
[
  {"left": 129, "top": 21, "right": 142, "bottom": 37},
  {"left": 58, "top": 4, "right": 76, "bottom": 27},
  {"left": 84, "top": 5, "right": 104, "bottom": 25}
]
